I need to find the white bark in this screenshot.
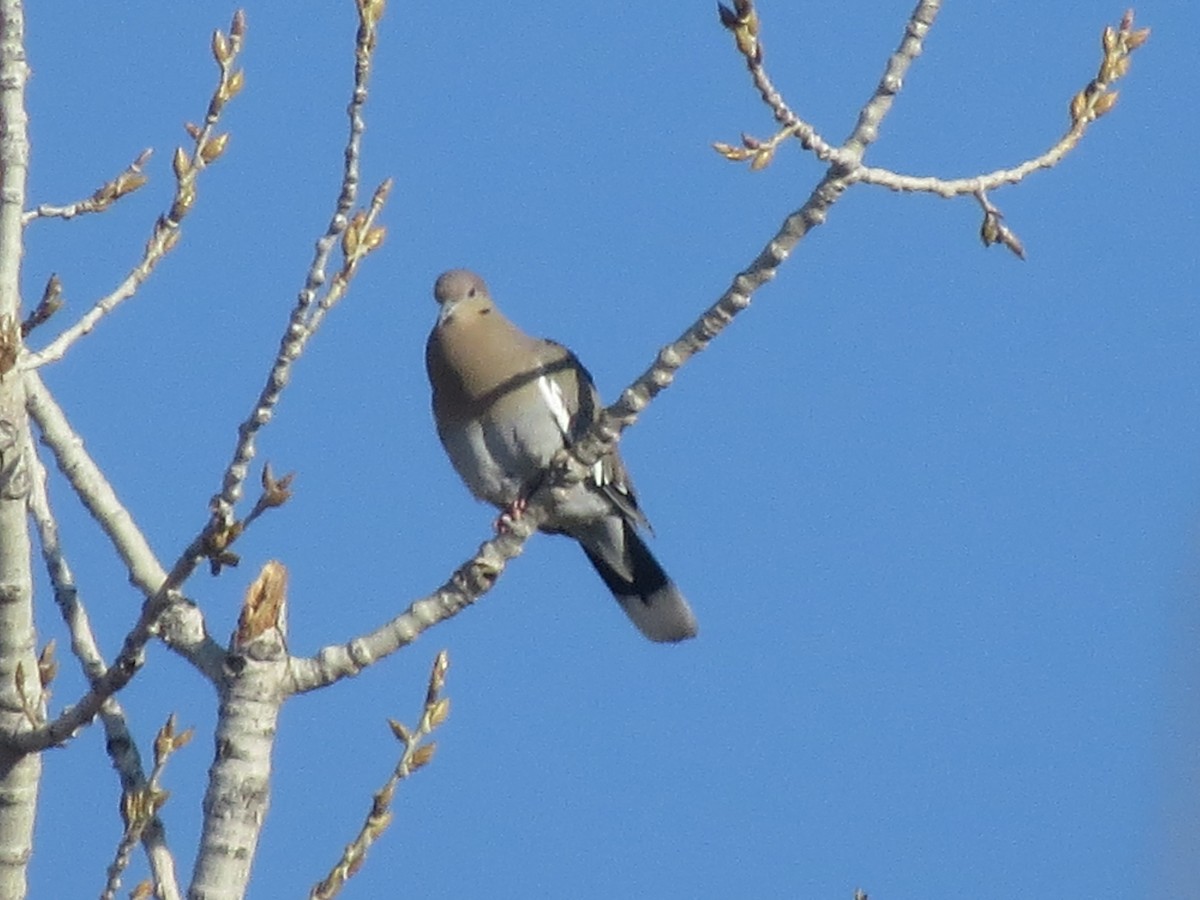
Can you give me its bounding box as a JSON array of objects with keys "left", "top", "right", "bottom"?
[
  {"left": 0, "top": 2, "right": 38, "bottom": 896},
  {"left": 188, "top": 619, "right": 288, "bottom": 899}
]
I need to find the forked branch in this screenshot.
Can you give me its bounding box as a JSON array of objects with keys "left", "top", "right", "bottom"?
[
  {"left": 23, "top": 12, "right": 247, "bottom": 369},
  {"left": 206, "top": 0, "right": 390, "bottom": 568},
  {"left": 716, "top": 3, "right": 1149, "bottom": 257}
]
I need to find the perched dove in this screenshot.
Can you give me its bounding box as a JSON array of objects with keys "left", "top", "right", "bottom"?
[{"left": 425, "top": 269, "right": 697, "bottom": 642}]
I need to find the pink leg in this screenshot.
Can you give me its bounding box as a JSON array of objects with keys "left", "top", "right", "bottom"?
[{"left": 494, "top": 495, "right": 528, "bottom": 533}]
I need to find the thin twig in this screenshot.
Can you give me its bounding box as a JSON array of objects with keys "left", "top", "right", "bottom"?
[
  {"left": 715, "top": 2, "right": 1147, "bottom": 260},
  {"left": 22, "top": 12, "right": 247, "bottom": 369},
  {"left": 17, "top": 416, "right": 168, "bottom": 749},
  {"left": 975, "top": 189, "right": 1025, "bottom": 259},
  {"left": 310, "top": 651, "right": 450, "bottom": 900},
  {"left": 21, "top": 149, "right": 151, "bottom": 225},
  {"left": 715, "top": 0, "right": 838, "bottom": 163},
  {"left": 208, "top": 0, "right": 388, "bottom": 544},
  {"left": 26, "top": 442, "right": 116, "bottom": 705},
  {"left": 855, "top": 10, "right": 1147, "bottom": 254}
]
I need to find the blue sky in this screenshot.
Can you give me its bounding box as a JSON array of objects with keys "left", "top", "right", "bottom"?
[{"left": 22, "top": 1, "right": 1197, "bottom": 897}]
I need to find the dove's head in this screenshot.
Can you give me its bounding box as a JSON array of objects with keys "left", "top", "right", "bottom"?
[{"left": 433, "top": 269, "right": 492, "bottom": 326}]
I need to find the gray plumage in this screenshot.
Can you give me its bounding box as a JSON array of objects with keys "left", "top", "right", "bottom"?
[{"left": 425, "top": 269, "right": 697, "bottom": 642}]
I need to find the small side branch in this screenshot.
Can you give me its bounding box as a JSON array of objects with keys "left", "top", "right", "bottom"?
[
  {"left": 22, "top": 149, "right": 151, "bottom": 225},
  {"left": 715, "top": 3, "right": 1148, "bottom": 259},
  {"left": 24, "top": 447, "right": 128, "bottom": 743},
  {"left": 857, "top": 11, "right": 1147, "bottom": 195},
  {"left": 23, "top": 12, "right": 247, "bottom": 369},
  {"left": 976, "top": 190, "right": 1025, "bottom": 259},
  {"left": 310, "top": 651, "right": 450, "bottom": 900},
  {"left": 207, "top": 0, "right": 389, "bottom": 555},
  {"left": 857, "top": 10, "right": 1148, "bottom": 256},
  {"left": 714, "top": 0, "right": 838, "bottom": 165}
]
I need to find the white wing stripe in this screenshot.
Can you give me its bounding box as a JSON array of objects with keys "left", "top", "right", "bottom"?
[
  {"left": 537, "top": 374, "right": 572, "bottom": 439},
  {"left": 537, "top": 373, "right": 607, "bottom": 488}
]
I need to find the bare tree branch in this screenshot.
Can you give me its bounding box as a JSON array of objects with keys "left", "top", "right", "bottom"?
[
  {"left": 21, "top": 148, "right": 151, "bottom": 225},
  {"left": 856, "top": 10, "right": 1148, "bottom": 199},
  {"left": 25, "top": 374, "right": 168, "bottom": 596},
  {"left": 288, "top": 520, "right": 532, "bottom": 692},
  {"left": 715, "top": 0, "right": 838, "bottom": 164},
  {"left": 102, "top": 715, "right": 191, "bottom": 900},
  {"left": 209, "top": 0, "right": 389, "bottom": 533},
  {"left": 716, "top": 2, "right": 1148, "bottom": 258},
  {"left": 25, "top": 372, "right": 224, "bottom": 681},
  {"left": 310, "top": 651, "right": 450, "bottom": 899},
  {"left": 25, "top": 449, "right": 182, "bottom": 897},
  {"left": 22, "top": 11, "right": 247, "bottom": 370}
]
